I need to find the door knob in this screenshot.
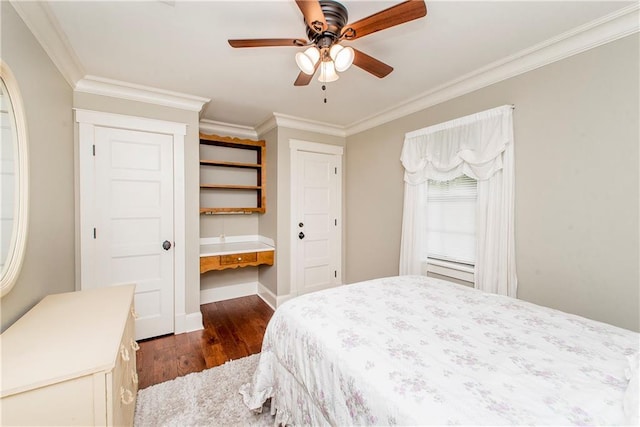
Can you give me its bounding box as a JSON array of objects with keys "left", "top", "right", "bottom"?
[
  {"left": 298, "top": 232, "right": 305, "bottom": 240},
  {"left": 162, "top": 240, "right": 172, "bottom": 250}
]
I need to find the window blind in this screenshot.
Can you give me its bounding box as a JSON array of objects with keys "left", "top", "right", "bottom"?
[{"left": 426, "top": 175, "right": 477, "bottom": 265}]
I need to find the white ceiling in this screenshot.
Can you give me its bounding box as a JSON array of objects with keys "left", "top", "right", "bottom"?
[{"left": 45, "top": 0, "right": 632, "bottom": 129}]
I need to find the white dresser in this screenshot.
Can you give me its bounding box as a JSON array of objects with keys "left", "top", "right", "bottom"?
[{"left": 1, "top": 284, "right": 138, "bottom": 426}]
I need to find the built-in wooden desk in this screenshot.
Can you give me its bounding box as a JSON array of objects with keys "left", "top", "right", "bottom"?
[{"left": 200, "top": 238, "right": 275, "bottom": 274}]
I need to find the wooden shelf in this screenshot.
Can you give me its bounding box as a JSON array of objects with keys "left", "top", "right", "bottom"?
[
  {"left": 200, "top": 207, "right": 264, "bottom": 215},
  {"left": 200, "top": 184, "right": 262, "bottom": 190},
  {"left": 200, "top": 136, "right": 265, "bottom": 149},
  {"left": 200, "top": 160, "right": 262, "bottom": 169},
  {"left": 199, "top": 133, "right": 266, "bottom": 214}
]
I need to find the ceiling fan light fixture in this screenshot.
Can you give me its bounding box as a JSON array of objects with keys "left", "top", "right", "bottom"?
[
  {"left": 228, "top": 0, "right": 428, "bottom": 86},
  {"left": 318, "top": 60, "right": 339, "bottom": 83},
  {"left": 329, "top": 44, "right": 354, "bottom": 72},
  {"left": 295, "top": 47, "right": 320, "bottom": 75}
]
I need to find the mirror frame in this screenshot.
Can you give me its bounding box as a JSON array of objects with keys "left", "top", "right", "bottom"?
[{"left": 0, "top": 60, "right": 29, "bottom": 297}]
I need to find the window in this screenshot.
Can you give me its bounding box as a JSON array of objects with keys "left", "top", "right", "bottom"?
[
  {"left": 426, "top": 175, "right": 477, "bottom": 278},
  {"left": 400, "top": 105, "right": 516, "bottom": 296}
]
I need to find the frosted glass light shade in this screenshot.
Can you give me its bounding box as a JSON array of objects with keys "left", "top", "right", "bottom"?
[
  {"left": 329, "top": 44, "right": 354, "bottom": 72},
  {"left": 318, "top": 61, "right": 339, "bottom": 82},
  {"left": 295, "top": 47, "right": 320, "bottom": 75}
]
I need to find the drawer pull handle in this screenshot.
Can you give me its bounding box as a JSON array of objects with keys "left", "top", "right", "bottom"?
[
  {"left": 120, "top": 387, "right": 134, "bottom": 405},
  {"left": 131, "top": 339, "right": 140, "bottom": 351},
  {"left": 131, "top": 370, "right": 139, "bottom": 384},
  {"left": 120, "top": 344, "right": 130, "bottom": 362},
  {"left": 130, "top": 307, "right": 139, "bottom": 319}
]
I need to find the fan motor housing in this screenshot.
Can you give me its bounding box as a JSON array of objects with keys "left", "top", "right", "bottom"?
[{"left": 306, "top": 0, "right": 349, "bottom": 46}]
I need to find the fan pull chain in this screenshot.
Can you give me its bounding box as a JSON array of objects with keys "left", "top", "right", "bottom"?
[{"left": 322, "top": 84, "right": 327, "bottom": 104}]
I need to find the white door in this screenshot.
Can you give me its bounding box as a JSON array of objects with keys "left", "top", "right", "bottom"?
[
  {"left": 87, "top": 126, "right": 175, "bottom": 340},
  {"left": 291, "top": 142, "right": 342, "bottom": 295}
]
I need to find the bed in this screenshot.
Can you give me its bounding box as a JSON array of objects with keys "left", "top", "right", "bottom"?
[{"left": 240, "top": 275, "right": 639, "bottom": 425}]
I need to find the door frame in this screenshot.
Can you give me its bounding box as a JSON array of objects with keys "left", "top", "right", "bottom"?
[
  {"left": 75, "top": 109, "right": 187, "bottom": 332},
  {"left": 289, "top": 139, "right": 343, "bottom": 297}
]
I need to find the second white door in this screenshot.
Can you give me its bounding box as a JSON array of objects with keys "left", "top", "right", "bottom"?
[{"left": 292, "top": 145, "right": 342, "bottom": 295}]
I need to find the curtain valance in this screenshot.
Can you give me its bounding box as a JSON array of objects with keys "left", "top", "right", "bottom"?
[{"left": 401, "top": 105, "right": 513, "bottom": 184}]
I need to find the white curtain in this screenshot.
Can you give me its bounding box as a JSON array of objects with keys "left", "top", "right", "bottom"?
[{"left": 399, "top": 105, "right": 517, "bottom": 297}]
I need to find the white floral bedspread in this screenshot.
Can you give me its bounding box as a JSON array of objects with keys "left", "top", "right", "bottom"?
[{"left": 241, "top": 276, "right": 639, "bottom": 425}]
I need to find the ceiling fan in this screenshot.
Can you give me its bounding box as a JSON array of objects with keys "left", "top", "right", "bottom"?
[{"left": 228, "top": 0, "right": 427, "bottom": 86}]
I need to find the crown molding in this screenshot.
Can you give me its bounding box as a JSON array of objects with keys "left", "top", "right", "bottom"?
[
  {"left": 10, "top": 1, "right": 210, "bottom": 112},
  {"left": 344, "top": 3, "right": 640, "bottom": 136},
  {"left": 254, "top": 115, "right": 278, "bottom": 137},
  {"left": 9, "top": 0, "right": 85, "bottom": 87},
  {"left": 75, "top": 76, "right": 210, "bottom": 112},
  {"left": 256, "top": 112, "right": 347, "bottom": 138},
  {"left": 199, "top": 119, "right": 258, "bottom": 139}
]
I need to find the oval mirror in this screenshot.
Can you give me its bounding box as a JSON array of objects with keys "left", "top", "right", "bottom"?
[{"left": 0, "top": 60, "right": 29, "bottom": 297}]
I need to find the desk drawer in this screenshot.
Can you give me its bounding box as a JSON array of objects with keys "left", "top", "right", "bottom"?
[
  {"left": 200, "top": 250, "right": 274, "bottom": 273},
  {"left": 220, "top": 252, "right": 257, "bottom": 265}
]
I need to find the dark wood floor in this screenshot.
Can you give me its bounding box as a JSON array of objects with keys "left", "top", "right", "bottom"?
[{"left": 135, "top": 295, "right": 274, "bottom": 389}]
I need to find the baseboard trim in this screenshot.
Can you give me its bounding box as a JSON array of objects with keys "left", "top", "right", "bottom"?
[
  {"left": 257, "top": 283, "right": 277, "bottom": 310},
  {"left": 200, "top": 282, "right": 258, "bottom": 305},
  {"left": 276, "top": 293, "right": 295, "bottom": 307},
  {"left": 256, "top": 282, "right": 296, "bottom": 308},
  {"left": 174, "top": 310, "right": 204, "bottom": 334},
  {"left": 200, "top": 282, "right": 298, "bottom": 309}
]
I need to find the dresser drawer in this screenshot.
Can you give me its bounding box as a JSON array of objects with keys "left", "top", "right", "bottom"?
[
  {"left": 221, "top": 252, "right": 257, "bottom": 265},
  {"left": 109, "top": 304, "right": 138, "bottom": 427},
  {"left": 1, "top": 376, "right": 96, "bottom": 426}
]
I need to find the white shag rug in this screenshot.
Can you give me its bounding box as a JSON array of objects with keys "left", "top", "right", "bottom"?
[{"left": 134, "top": 353, "right": 273, "bottom": 427}]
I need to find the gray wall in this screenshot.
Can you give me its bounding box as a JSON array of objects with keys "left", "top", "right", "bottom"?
[
  {"left": 1, "top": 3, "right": 75, "bottom": 331},
  {"left": 73, "top": 92, "right": 202, "bottom": 318},
  {"left": 346, "top": 34, "right": 639, "bottom": 332}
]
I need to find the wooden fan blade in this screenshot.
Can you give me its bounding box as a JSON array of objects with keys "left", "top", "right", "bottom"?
[
  {"left": 342, "top": 0, "right": 426, "bottom": 40},
  {"left": 295, "top": 0, "right": 328, "bottom": 34},
  {"left": 294, "top": 71, "right": 314, "bottom": 86},
  {"left": 352, "top": 49, "right": 393, "bottom": 78},
  {"left": 228, "top": 39, "right": 306, "bottom": 48},
  {"left": 294, "top": 61, "right": 320, "bottom": 86}
]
